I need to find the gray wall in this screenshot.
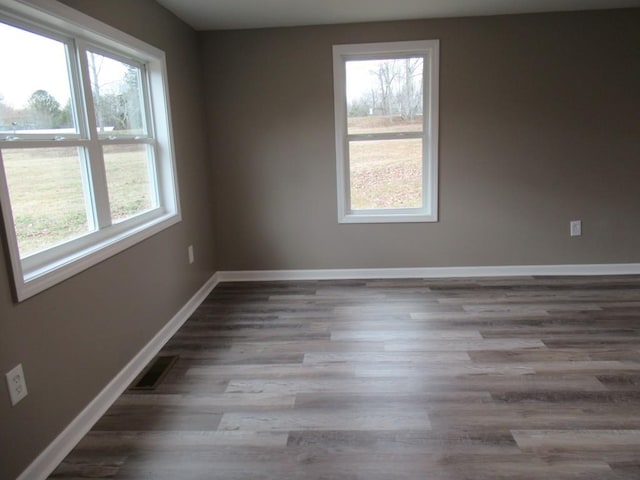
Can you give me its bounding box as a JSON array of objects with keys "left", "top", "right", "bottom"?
[
  {"left": 202, "top": 8, "right": 640, "bottom": 271},
  {"left": 2, "top": 4, "right": 640, "bottom": 479},
  {"left": 0, "top": 1, "right": 216, "bottom": 478}
]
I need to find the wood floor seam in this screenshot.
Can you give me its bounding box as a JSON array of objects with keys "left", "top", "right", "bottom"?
[{"left": 50, "top": 275, "right": 640, "bottom": 479}]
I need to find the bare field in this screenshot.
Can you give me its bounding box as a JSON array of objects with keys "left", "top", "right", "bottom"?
[
  {"left": 349, "top": 138, "right": 422, "bottom": 210},
  {"left": 348, "top": 115, "right": 423, "bottom": 210},
  {"left": 348, "top": 114, "right": 423, "bottom": 135}
]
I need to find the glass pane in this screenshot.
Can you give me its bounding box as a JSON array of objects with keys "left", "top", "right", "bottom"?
[
  {"left": 2, "top": 147, "right": 93, "bottom": 256},
  {"left": 346, "top": 58, "right": 423, "bottom": 135},
  {"left": 0, "top": 22, "right": 77, "bottom": 135},
  {"left": 349, "top": 138, "right": 422, "bottom": 210},
  {"left": 87, "top": 51, "right": 146, "bottom": 137},
  {"left": 103, "top": 144, "right": 156, "bottom": 223}
]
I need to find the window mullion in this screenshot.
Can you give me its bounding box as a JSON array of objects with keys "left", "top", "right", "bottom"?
[
  {"left": 145, "top": 143, "right": 160, "bottom": 207},
  {"left": 76, "top": 39, "right": 112, "bottom": 230},
  {"left": 139, "top": 64, "right": 154, "bottom": 137},
  {"left": 140, "top": 74, "right": 161, "bottom": 210},
  {"left": 85, "top": 142, "right": 111, "bottom": 228},
  {"left": 63, "top": 40, "right": 97, "bottom": 232}
]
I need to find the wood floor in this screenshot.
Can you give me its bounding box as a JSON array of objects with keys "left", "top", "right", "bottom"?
[{"left": 50, "top": 276, "right": 640, "bottom": 479}]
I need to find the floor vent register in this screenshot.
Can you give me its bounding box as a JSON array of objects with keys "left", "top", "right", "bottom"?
[{"left": 129, "top": 355, "right": 179, "bottom": 391}]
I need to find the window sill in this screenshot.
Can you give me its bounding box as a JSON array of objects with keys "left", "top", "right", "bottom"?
[
  {"left": 339, "top": 211, "right": 438, "bottom": 224},
  {"left": 14, "top": 212, "right": 181, "bottom": 302}
]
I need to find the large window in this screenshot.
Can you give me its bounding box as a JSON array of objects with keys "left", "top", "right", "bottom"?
[
  {"left": 0, "top": 0, "right": 180, "bottom": 301},
  {"left": 333, "top": 40, "right": 439, "bottom": 223}
]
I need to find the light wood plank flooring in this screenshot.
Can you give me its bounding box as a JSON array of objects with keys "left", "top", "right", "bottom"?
[{"left": 50, "top": 276, "right": 640, "bottom": 479}]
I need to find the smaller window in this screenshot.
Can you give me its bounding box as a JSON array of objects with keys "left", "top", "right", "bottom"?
[{"left": 333, "top": 40, "right": 439, "bottom": 223}]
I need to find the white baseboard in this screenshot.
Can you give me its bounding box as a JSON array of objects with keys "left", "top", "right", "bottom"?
[
  {"left": 18, "top": 273, "right": 220, "bottom": 480},
  {"left": 217, "top": 263, "right": 640, "bottom": 282},
  {"left": 18, "top": 262, "right": 640, "bottom": 479}
]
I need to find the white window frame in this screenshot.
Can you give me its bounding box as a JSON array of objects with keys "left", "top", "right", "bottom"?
[
  {"left": 333, "top": 40, "right": 439, "bottom": 224},
  {"left": 0, "top": 0, "right": 180, "bottom": 301}
]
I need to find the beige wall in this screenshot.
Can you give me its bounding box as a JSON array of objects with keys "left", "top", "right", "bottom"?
[
  {"left": 202, "top": 8, "right": 640, "bottom": 271},
  {"left": 0, "top": 1, "right": 216, "bottom": 478}
]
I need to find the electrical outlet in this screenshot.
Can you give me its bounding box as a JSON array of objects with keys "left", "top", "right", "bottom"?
[
  {"left": 188, "top": 245, "right": 194, "bottom": 264},
  {"left": 6, "top": 364, "right": 28, "bottom": 406},
  {"left": 570, "top": 220, "right": 582, "bottom": 237}
]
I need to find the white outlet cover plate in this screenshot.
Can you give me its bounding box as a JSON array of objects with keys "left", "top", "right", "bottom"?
[
  {"left": 570, "top": 220, "right": 582, "bottom": 237},
  {"left": 6, "top": 363, "right": 28, "bottom": 406}
]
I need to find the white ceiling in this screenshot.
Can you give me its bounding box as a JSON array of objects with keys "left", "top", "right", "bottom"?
[{"left": 155, "top": 0, "right": 640, "bottom": 31}]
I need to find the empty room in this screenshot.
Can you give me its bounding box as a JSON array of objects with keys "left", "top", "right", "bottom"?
[{"left": 1, "top": 0, "right": 639, "bottom": 478}]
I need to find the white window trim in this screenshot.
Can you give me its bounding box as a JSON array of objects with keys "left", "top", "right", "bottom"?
[
  {"left": 333, "top": 40, "right": 439, "bottom": 224},
  {"left": 0, "top": 0, "right": 181, "bottom": 301}
]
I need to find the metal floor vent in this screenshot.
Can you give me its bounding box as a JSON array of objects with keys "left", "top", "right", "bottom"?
[{"left": 129, "top": 355, "right": 179, "bottom": 391}]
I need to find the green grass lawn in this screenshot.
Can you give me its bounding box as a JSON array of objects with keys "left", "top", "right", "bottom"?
[{"left": 2, "top": 145, "right": 153, "bottom": 256}]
